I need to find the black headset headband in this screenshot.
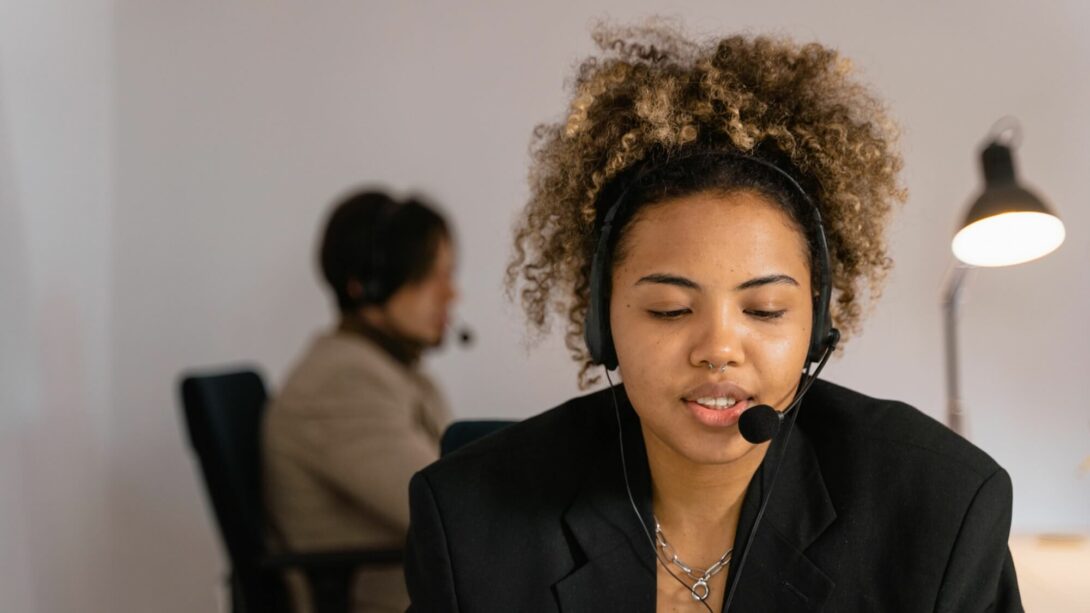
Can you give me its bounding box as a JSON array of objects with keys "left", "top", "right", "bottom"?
[
  {"left": 583, "top": 151, "right": 837, "bottom": 370},
  {"left": 360, "top": 199, "right": 401, "bottom": 305}
]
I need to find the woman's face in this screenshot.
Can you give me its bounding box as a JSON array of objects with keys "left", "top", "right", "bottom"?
[
  {"left": 610, "top": 190, "right": 813, "bottom": 465},
  {"left": 383, "top": 237, "right": 458, "bottom": 347}
]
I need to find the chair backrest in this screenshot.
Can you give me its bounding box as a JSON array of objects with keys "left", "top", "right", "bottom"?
[
  {"left": 440, "top": 420, "right": 516, "bottom": 457},
  {"left": 180, "top": 368, "right": 270, "bottom": 566}
]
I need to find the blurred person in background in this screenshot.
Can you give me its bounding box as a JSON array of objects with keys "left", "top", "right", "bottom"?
[{"left": 264, "top": 189, "right": 456, "bottom": 612}]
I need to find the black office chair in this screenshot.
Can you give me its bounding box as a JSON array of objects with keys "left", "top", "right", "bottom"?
[
  {"left": 179, "top": 368, "right": 402, "bottom": 613},
  {"left": 440, "top": 420, "right": 516, "bottom": 457}
]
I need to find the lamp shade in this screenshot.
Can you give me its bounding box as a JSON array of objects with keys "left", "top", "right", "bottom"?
[{"left": 952, "top": 141, "right": 1065, "bottom": 267}]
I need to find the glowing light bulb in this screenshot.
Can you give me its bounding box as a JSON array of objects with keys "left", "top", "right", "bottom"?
[{"left": 952, "top": 211, "right": 1065, "bottom": 267}]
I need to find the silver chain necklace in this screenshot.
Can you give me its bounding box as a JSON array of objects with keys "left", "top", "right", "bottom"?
[{"left": 653, "top": 515, "right": 734, "bottom": 602}]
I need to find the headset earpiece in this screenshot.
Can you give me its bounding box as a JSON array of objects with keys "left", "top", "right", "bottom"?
[
  {"left": 361, "top": 269, "right": 386, "bottom": 304},
  {"left": 805, "top": 206, "right": 836, "bottom": 365},
  {"left": 585, "top": 197, "right": 623, "bottom": 370}
]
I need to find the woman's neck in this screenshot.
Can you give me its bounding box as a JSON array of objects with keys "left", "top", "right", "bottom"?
[
  {"left": 643, "top": 430, "right": 768, "bottom": 534},
  {"left": 338, "top": 311, "right": 423, "bottom": 366}
]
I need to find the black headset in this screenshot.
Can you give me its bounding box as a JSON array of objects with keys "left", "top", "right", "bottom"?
[
  {"left": 358, "top": 200, "right": 402, "bottom": 305},
  {"left": 584, "top": 151, "right": 838, "bottom": 370}
]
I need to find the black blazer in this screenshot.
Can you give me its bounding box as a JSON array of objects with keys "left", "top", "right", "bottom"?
[{"left": 405, "top": 380, "right": 1022, "bottom": 612}]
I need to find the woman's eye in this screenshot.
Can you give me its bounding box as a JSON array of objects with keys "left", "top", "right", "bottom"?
[
  {"left": 746, "top": 309, "right": 787, "bottom": 320},
  {"left": 648, "top": 309, "right": 690, "bottom": 320}
]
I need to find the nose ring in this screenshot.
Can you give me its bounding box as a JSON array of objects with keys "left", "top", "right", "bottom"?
[{"left": 704, "top": 360, "right": 728, "bottom": 373}]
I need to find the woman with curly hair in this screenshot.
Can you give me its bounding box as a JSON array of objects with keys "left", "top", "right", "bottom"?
[{"left": 405, "top": 24, "right": 1022, "bottom": 612}]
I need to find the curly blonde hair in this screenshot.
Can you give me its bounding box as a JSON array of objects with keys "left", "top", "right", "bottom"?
[{"left": 506, "top": 22, "right": 906, "bottom": 387}]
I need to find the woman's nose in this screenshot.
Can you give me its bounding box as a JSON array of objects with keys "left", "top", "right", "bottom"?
[{"left": 689, "top": 308, "right": 745, "bottom": 370}]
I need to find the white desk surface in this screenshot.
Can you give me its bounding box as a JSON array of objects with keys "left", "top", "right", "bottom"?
[{"left": 1009, "top": 534, "right": 1090, "bottom": 612}]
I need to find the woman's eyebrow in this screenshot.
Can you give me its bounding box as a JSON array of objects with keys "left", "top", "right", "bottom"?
[
  {"left": 634, "top": 272, "right": 799, "bottom": 291},
  {"left": 735, "top": 273, "right": 799, "bottom": 291},
  {"left": 635, "top": 273, "right": 700, "bottom": 290}
]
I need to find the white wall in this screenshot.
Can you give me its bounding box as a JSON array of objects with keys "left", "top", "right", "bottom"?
[
  {"left": 2, "top": 1, "right": 1086, "bottom": 611},
  {"left": 0, "top": 1, "right": 114, "bottom": 611}
]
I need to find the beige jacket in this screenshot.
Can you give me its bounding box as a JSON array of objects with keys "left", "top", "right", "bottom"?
[{"left": 263, "top": 330, "right": 451, "bottom": 613}]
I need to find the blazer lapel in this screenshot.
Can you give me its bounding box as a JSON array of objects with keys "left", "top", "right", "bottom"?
[
  {"left": 553, "top": 389, "right": 838, "bottom": 613},
  {"left": 555, "top": 395, "right": 657, "bottom": 611},
  {"left": 724, "top": 422, "right": 837, "bottom": 611}
]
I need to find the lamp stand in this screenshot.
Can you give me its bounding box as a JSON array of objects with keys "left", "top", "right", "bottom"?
[{"left": 942, "top": 263, "right": 971, "bottom": 437}]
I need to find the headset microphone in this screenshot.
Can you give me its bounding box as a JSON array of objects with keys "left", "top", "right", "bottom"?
[
  {"left": 455, "top": 325, "right": 474, "bottom": 346},
  {"left": 449, "top": 315, "right": 475, "bottom": 347},
  {"left": 720, "top": 328, "right": 838, "bottom": 611},
  {"left": 738, "top": 405, "right": 783, "bottom": 444},
  {"left": 736, "top": 331, "right": 838, "bottom": 444}
]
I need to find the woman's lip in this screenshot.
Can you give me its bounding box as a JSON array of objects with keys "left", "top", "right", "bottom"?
[
  {"left": 684, "top": 381, "right": 754, "bottom": 402},
  {"left": 683, "top": 398, "right": 750, "bottom": 428}
]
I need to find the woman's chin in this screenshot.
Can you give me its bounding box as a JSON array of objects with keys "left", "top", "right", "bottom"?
[{"left": 666, "top": 432, "right": 761, "bottom": 466}]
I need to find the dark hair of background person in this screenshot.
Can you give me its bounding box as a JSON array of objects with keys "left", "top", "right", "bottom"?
[{"left": 319, "top": 189, "right": 450, "bottom": 312}]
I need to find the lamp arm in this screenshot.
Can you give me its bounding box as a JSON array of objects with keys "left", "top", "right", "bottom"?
[{"left": 942, "top": 263, "right": 971, "bottom": 436}]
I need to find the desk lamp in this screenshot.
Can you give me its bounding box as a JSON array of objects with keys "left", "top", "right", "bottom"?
[{"left": 943, "top": 118, "right": 1065, "bottom": 436}]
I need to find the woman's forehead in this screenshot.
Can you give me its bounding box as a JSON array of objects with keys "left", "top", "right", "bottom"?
[{"left": 618, "top": 192, "right": 811, "bottom": 275}]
